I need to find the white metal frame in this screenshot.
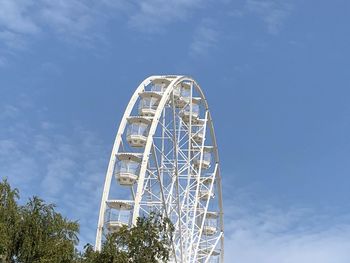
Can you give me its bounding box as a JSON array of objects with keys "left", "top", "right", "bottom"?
[{"left": 95, "top": 75, "right": 224, "bottom": 263}]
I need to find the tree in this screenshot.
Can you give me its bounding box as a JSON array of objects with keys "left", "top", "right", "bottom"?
[
  {"left": 82, "top": 213, "right": 174, "bottom": 263},
  {"left": 16, "top": 197, "right": 79, "bottom": 263},
  {"left": 0, "top": 179, "right": 20, "bottom": 262},
  {"left": 0, "top": 179, "right": 79, "bottom": 263}
]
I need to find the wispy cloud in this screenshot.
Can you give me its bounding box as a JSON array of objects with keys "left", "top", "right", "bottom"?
[
  {"left": 0, "top": 0, "right": 209, "bottom": 62},
  {"left": 224, "top": 191, "right": 350, "bottom": 262},
  {"left": 189, "top": 19, "right": 219, "bottom": 56},
  {"left": 0, "top": 0, "right": 206, "bottom": 47},
  {"left": 0, "top": 0, "right": 109, "bottom": 55},
  {"left": 0, "top": 30, "right": 30, "bottom": 51},
  {"left": 0, "top": 0, "right": 40, "bottom": 34},
  {"left": 0, "top": 102, "right": 108, "bottom": 247},
  {"left": 38, "top": 0, "right": 105, "bottom": 46},
  {"left": 0, "top": 104, "right": 20, "bottom": 120},
  {"left": 0, "top": 56, "right": 7, "bottom": 67},
  {"left": 245, "top": 0, "right": 293, "bottom": 34},
  {"left": 128, "top": 0, "right": 204, "bottom": 33}
]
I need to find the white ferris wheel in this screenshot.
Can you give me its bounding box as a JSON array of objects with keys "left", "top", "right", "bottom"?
[{"left": 95, "top": 75, "right": 224, "bottom": 263}]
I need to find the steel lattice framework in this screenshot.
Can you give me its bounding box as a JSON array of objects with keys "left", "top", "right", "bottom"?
[{"left": 95, "top": 75, "right": 224, "bottom": 263}]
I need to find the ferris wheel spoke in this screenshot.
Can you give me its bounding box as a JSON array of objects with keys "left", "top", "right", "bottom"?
[
  {"left": 157, "top": 120, "right": 176, "bottom": 144},
  {"left": 169, "top": 93, "right": 186, "bottom": 262},
  {"left": 150, "top": 143, "right": 172, "bottom": 217}
]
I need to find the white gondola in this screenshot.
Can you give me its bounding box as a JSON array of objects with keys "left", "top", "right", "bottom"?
[
  {"left": 138, "top": 92, "right": 162, "bottom": 117},
  {"left": 126, "top": 117, "right": 151, "bottom": 147},
  {"left": 200, "top": 175, "right": 214, "bottom": 186},
  {"left": 180, "top": 97, "right": 200, "bottom": 122},
  {"left": 193, "top": 119, "right": 205, "bottom": 143},
  {"left": 105, "top": 200, "right": 132, "bottom": 233},
  {"left": 174, "top": 82, "right": 191, "bottom": 108},
  {"left": 207, "top": 250, "right": 220, "bottom": 263},
  {"left": 106, "top": 221, "right": 126, "bottom": 233},
  {"left": 149, "top": 78, "right": 170, "bottom": 93},
  {"left": 194, "top": 146, "right": 213, "bottom": 170},
  {"left": 200, "top": 189, "right": 215, "bottom": 200},
  {"left": 114, "top": 153, "right": 141, "bottom": 186},
  {"left": 203, "top": 212, "right": 218, "bottom": 236},
  {"left": 199, "top": 249, "right": 220, "bottom": 263},
  {"left": 199, "top": 173, "right": 215, "bottom": 201}
]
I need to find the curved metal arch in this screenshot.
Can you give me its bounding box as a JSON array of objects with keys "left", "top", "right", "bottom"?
[
  {"left": 95, "top": 75, "right": 161, "bottom": 250},
  {"left": 184, "top": 78, "right": 225, "bottom": 262}
]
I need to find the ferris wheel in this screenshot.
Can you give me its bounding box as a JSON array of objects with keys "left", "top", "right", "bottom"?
[{"left": 95, "top": 75, "right": 224, "bottom": 263}]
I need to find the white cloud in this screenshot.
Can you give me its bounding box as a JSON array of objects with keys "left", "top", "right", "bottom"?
[
  {"left": 38, "top": 0, "right": 103, "bottom": 45},
  {"left": 0, "top": 56, "right": 7, "bottom": 67},
  {"left": 0, "top": 30, "right": 28, "bottom": 50},
  {"left": 0, "top": 0, "right": 40, "bottom": 34},
  {"left": 225, "top": 196, "right": 350, "bottom": 262},
  {"left": 0, "top": 0, "right": 206, "bottom": 48},
  {"left": 0, "top": 0, "right": 106, "bottom": 51},
  {"left": 0, "top": 103, "right": 108, "bottom": 247},
  {"left": 128, "top": 0, "right": 204, "bottom": 33},
  {"left": 245, "top": 0, "right": 293, "bottom": 34},
  {"left": 0, "top": 0, "right": 210, "bottom": 62},
  {"left": 189, "top": 19, "right": 218, "bottom": 56},
  {"left": 0, "top": 104, "right": 20, "bottom": 120}
]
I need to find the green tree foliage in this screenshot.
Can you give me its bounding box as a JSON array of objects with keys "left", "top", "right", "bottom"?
[
  {"left": 81, "top": 213, "right": 174, "bottom": 263},
  {"left": 0, "top": 179, "right": 20, "bottom": 262},
  {"left": 16, "top": 197, "right": 79, "bottom": 263},
  {"left": 0, "top": 179, "right": 174, "bottom": 263},
  {"left": 0, "top": 179, "right": 79, "bottom": 263}
]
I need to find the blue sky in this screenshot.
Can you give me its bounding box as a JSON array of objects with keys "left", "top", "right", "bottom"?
[{"left": 1, "top": 0, "right": 350, "bottom": 262}]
